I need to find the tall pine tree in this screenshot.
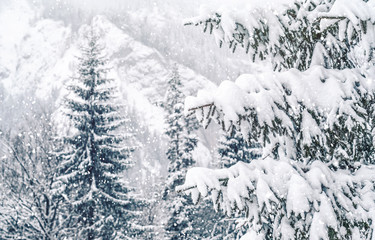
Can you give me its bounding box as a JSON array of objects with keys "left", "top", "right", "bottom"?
[
  {"left": 162, "top": 65, "right": 198, "bottom": 239},
  {"left": 162, "top": 66, "right": 231, "bottom": 239},
  {"left": 54, "top": 30, "right": 139, "bottom": 239}
]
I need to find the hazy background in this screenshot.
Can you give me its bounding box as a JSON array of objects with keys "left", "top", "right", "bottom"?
[
  {"left": 12, "top": 0, "right": 252, "bottom": 82},
  {"left": 0, "top": 0, "right": 254, "bottom": 192}
]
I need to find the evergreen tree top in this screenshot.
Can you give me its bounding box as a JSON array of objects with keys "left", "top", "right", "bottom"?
[
  {"left": 163, "top": 65, "right": 200, "bottom": 240},
  {"left": 164, "top": 64, "right": 184, "bottom": 114},
  {"left": 168, "top": 64, "right": 182, "bottom": 86},
  {"left": 54, "top": 29, "right": 140, "bottom": 239}
]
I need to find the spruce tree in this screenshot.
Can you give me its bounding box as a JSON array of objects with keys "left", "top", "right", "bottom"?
[
  {"left": 54, "top": 31, "right": 138, "bottom": 239},
  {"left": 179, "top": 0, "right": 375, "bottom": 239},
  {"left": 162, "top": 65, "right": 198, "bottom": 239},
  {"left": 162, "top": 66, "right": 231, "bottom": 239}
]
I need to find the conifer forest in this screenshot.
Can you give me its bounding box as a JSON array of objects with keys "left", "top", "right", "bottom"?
[{"left": 1, "top": 0, "right": 375, "bottom": 239}]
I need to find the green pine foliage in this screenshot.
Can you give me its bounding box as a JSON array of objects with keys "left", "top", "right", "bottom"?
[
  {"left": 186, "top": 0, "right": 375, "bottom": 71},
  {"left": 179, "top": 0, "right": 375, "bottom": 239},
  {"left": 162, "top": 65, "right": 198, "bottom": 239},
  {"left": 162, "top": 65, "right": 228, "bottom": 240},
  {"left": 54, "top": 31, "right": 141, "bottom": 239},
  {"left": 217, "top": 129, "right": 261, "bottom": 168}
]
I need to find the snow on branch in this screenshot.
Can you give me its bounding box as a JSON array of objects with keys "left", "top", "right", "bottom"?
[
  {"left": 177, "top": 158, "right": 375, "bottom": 239},
  {"left": 185, "top": 66, "right": 375, "bottom": 168},
  {"left": 181, "top": 1, "right": 375, "bottom": 239},
  {"left": 185, "top": 0, "right": 375, "bottom": 71}
]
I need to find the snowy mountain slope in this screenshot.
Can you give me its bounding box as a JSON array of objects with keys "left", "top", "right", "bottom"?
[
  {"left": 0, "top": 1, "right": 217, "bottom": 176},
  {"left": 34, "top": 0, "right": 254, "bottom": 84},
  {"left": 117, "top": 5, "right": 253, "bottom": 85},
  {"left": 0, "top": 4, "right": 216, "bottom": 131},
  {"left": 0, "top": 0, "right": 39, "bottom": 92},
  {"left": 87, "top": 15, "right": 217, "bottom": 132}
]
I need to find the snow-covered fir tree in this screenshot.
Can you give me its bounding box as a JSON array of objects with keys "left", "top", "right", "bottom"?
[
  {"left": 162, "top": 66, "right": 239, "bottom": 240},
  {"left": 162, "top": 65, "right": 199, "bottom": 239},
  {"left": 179, "top": 0, "right": 375, "bottom": 239},
  {"left": 161, "top": 65, "right": 228, "bottom": 240},
  {"left": 54, "top": 30, "right": 142, "bottom": 239},
  {"left": 217, "top": 129, "right": 261, "bottom": 168}
]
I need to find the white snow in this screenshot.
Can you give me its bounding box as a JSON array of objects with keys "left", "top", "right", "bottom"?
[
  {"left": 185, "top": 65, "right": 375, "bottom": 161},
  {"left": 179, "top": 157, "right": 375, "bottom": 239}
]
